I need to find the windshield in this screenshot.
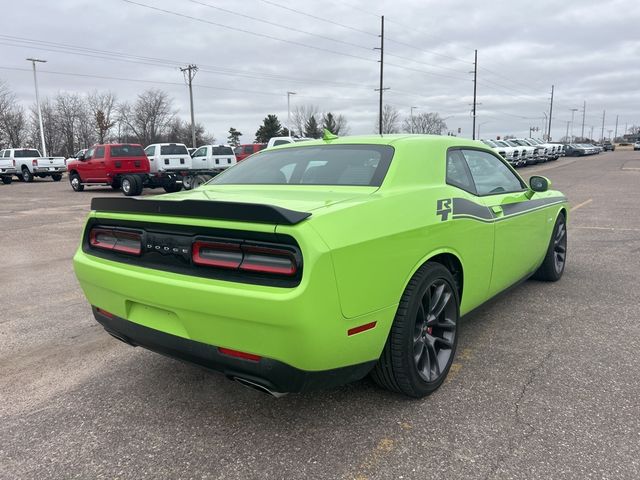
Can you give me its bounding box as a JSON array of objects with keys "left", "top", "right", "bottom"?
[
  {"left": 110, "top": 145, "right": 145, "bottom": 157},
  {"left": 481, "top": 140, "right": 497, "bottom": 147},
  {"left": 160, "top": 144, "right": 189, "bottom": 155},
  {"left": 14, "top": 149, "right": 41, "bottom": 158},
  {"left": 211, "top": 146, "right": 234, "bottom": 155},
  {"left": 210, "top": 144, "right": 394, "bottom": 187},
  {"left": 505, "top": 140, "right": 520, "bottom": 147}
]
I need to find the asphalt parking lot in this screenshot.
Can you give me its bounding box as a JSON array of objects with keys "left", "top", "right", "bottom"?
[{"left": 1, "top": 150, "right": 639, "bottom": 479}]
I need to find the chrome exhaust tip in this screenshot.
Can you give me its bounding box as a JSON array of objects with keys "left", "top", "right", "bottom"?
[{"left": 232, "top": 377, "right": 288, "bottom": 398}]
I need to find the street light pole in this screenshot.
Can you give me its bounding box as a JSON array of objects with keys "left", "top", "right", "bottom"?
[
  {"left": 410, "top": 106, "right": 418, "bottom": 133},
  {"left": 570, "top": 108, "right": 578, "bottom": 142},
  {"left": 287, "top": 91, "right": 296, "bottom": 135},
  {"left": 26, "top": 58, "right": 47, "bottom": 157}
]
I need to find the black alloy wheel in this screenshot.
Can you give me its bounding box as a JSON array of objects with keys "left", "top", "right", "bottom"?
[
  {"left": 412, "top": 280, "right": 457, "bottom": 384},
  {"left": 371, "top": 262, "right": 460, "bottom": 398},
  {"left": 533, "top": 213, "right": 567, "bottom": 282},
  {"left": 552, "top": 217, "right": 567, "bottom": 275}
]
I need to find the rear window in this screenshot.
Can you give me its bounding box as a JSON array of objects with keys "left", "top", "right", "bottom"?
[
  {"left": 110, "top": 145, "right": 145, "bottom": 157},
  {"left": 14, "top": 149, "right": 40, "bottom": 158},
  {"left": 160, "top": 144, "right": 189, "bottom": 155},
  {"left": 211, "top": 146, "right": 234, "bottom": 155},
  {"left": 211, "top": 144, "right": 394, "bottom": 187}
]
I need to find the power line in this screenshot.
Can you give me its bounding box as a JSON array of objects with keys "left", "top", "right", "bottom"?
[
  {"left": 0, "top": 35, "right": 377, "bottom": 90},
  {"left": 187, "top": 0, "right": 375, "bottom": 52},
  {"left": 122, "top": 0, "right": 378, "bottom": 64}
]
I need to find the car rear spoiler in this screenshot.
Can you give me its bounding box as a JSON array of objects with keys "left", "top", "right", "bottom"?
[{"left": 91, "top": 197, "right": 311, "bottom": 225}]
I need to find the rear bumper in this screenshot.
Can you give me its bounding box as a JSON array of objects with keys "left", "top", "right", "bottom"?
[
  {"left": 0, "top": 168, "right": 16, "bottom": 175},
  {"left": 33, "top": 167, "right": 66, "bottom": 173},
  {"left": 93, "top": 307, "right": 375, "bottom": 393}
]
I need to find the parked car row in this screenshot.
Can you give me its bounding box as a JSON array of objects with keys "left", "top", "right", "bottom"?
[
  {"left": 563, "top": 143, "right": 605, "bottom": 156},
  {"left": 481, "top": 138, "right": 563, "bottom": 167}
]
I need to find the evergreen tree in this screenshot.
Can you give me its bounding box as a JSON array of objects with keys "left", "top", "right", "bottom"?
[
  {"left": 322, "top": 112, "right": 337, "bottom": 134},
  {"left": 304, "top": 115, "right": 321, "bottom": 138},
  {"left": 227, "top": 127, "right": 242, "bottom": 146},
  {"left": 255, "top": 114, "right": 283, "bottom": 142}
]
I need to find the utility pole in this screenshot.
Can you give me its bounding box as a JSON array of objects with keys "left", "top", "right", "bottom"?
[
  {"left": 589, "top": 126, "right": 594, "bottom": 140},
  {"left": 580, "top": 100, "right": 586, "bottom": 139},
  {"left": 374, "top": 16, "right": 388, "bottom": 135},
  {"left": 472, "top": 49, "right": 478, "bottom": 140},
  {"left": 608, "top": 129, "right": 613, "bottom": 141},
  {"left": 570, "top": 108, "right": 578, "bottom": 142},
  {"left": 287, "top": 91, "right": 296, "bottom": 134},
  {"left": 410, "top": 106, "right": 418, "bottom": 133},
  {"left": 26, "top": 58, "right": 47, "bottom": 157},
  {"left": 600, "top": 110, "right": 606, "bottom": 143},
  {"left": 565, "top": 121, "right": 570, "bottom": 141},
  {"left": 543, "top": 112, "right": 548, "bottom": 140},
  {"left": 180, "top": 64, "right": 198, "bottom": 148},
  {"left": 614, "top": 115, "right": 619, "bottom": 140},
  {"left": 547, "top": 85, "right": 554, "bottom": 140}
]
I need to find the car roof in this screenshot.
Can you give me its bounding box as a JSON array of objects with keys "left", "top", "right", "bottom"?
[{"left": 268, "top": 134, "right": 485, "bottom": 150}]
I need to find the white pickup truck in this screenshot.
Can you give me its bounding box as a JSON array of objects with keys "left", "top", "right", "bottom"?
[
  {"left": 7, "top": 148, "right": 67, "bottom": 182},
  {"left": 0, "top": 149, "right": 18, "bottom": 184},
  {"left": 191, "top": 144, "right": 237, "bottom": 170}
]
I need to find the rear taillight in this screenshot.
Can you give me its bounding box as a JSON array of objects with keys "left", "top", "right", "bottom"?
[
  {"left": 12, "top": 160, "right": 15, "bottom": 167},
  {"left": 241, "top": 245, "right": 297, "bottom": 275},
  {"left": 32, "top": 159, "right": 38, "bottom": 166},
  {"left": 192, "top": 240, "right": 298, "bottom": 276},
  {"left": 89, "top": 227, "right": 143, "bottom": 255},
  {"left": 192, "top": 240, "right": 242, "bottom": 269}
]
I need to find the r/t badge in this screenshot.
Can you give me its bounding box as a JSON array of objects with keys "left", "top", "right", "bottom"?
[{"left": 436, "top": 199, "right": 452, "bottom": 221}]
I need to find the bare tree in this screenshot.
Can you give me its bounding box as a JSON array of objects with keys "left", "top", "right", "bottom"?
[
  {"left": 56, "top": 92, "right": 85, "bottom": 156},
  {"left": 87, "top": 91, "right": 117, "bottom": 143},
  {"left": 118, "top": 89, "right": 176, "bottom": 146},
  {"left": 165, "top": 118, "right": 214, "bottom": 145},
  {"left": 402, "top": 112, "right": 448, "bottom": 135},
  {"left": 0, "top": 81, "right": 26, "bottom": 148},
  {"left": 377, "top": 104, "right": 400, "bottom": 134},
  {"left": 291, "top": 104, "right": 319, "bottom": 137}
]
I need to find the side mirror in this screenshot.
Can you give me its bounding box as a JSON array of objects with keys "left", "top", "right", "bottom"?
[{"left": 530, "top": 175, "right": 551, "bottom": 192}]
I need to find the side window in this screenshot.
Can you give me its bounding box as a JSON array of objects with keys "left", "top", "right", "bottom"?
[
  {"left": 462, "top": 149, "right": 524, "bottom": 196},
  {"left": 244, "top": 145, "right": 254, "bottom": 154},
  {"left": 94, "top": 146, "right": 105, "bottom": 159},
  {"left": 144, "top": 146, "right": 155, "bottom": 157},
  {"left": 193, "top": 147, "right": 207, "bottom": 157},
  {"left": 273, "top": 140, "right": 289, "bottom": 146},
  {"left": 85, "top": 147, "right": 95, "bottom": 159},
  {"left": 446, "top": 150, "right": 476, "bottom": 194}
]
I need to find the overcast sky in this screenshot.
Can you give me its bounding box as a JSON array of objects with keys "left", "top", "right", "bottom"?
[{"left": 2, "top": 0, "right": 639, "bottom": 143}]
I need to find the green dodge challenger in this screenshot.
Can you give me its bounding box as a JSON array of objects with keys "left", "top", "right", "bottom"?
[{"left": 73, "top": 134, "right": 568, "bottom": 397}]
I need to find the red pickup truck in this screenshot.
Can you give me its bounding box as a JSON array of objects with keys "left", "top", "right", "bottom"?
[
  {"left": 67, "top": 144, "right": 151, "bottom": 196},
  {"left": 234, "top": 143, "right": 266, "bottom": 162}
]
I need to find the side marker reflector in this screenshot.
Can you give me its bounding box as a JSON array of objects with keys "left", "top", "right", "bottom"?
[
  {"left": 347, "top": 321, "right": 377, "bottom": 336},
  {"left": 218, "top": 347, "right": 261, "bottom": 362}
]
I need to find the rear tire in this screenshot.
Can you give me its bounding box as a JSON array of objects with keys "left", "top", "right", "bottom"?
[
  {"left": 51, "top": 173, "right": 62, "bottom": 182},
  {"left": 533, "top": 212, "right": 567, "bottom": 281},
  {"left": 69, "top": 173, "right": 84, "bottom": 192},
  {"left": 191, "top": 174, "right": 208, "bottom": 189},
  {"left": 182, "top": 175, "right": 193, "bottom": 190},
  {"left": 1, "top": 176, "right": 11, "bottom": 184},
  {"left": 371, "top": 263, "right": 459, "bottom": 398},
  {"left": 22, "top": 167, "right": 34, "bottom": 183},
  {"left": 121, "top": 175, "right": 142, "bottom": 196},
  {"left": 163, "top": 181, "right": 182, "bottom": 193}
]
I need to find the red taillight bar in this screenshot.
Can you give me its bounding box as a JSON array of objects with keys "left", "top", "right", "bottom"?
[
  {"left": 89, "top": 227, "right": 142, "bottom": 255},
  {"left": 192, "top": 241, "right": 242, "bottom": 269},
  {"left": 240, "top": 245, "right": 297, "bottom": 276},
  {"left": 32, "top": 159, "right": 38, "bottom": 166},
  {"left": 192, "top": 240, "right": 299, "bottom": 276}
]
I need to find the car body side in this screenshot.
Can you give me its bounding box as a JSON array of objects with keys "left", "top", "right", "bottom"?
[{"left": 73, "top": 135, "right": 568, "bottom": 378}]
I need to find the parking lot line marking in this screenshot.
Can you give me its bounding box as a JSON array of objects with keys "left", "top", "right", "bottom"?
[
  {"left": 574, "top": 226, "right": 640, "bottom": 232},
  {"left": 570, "top": 199, "right": 592, "bottom": 212}
]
